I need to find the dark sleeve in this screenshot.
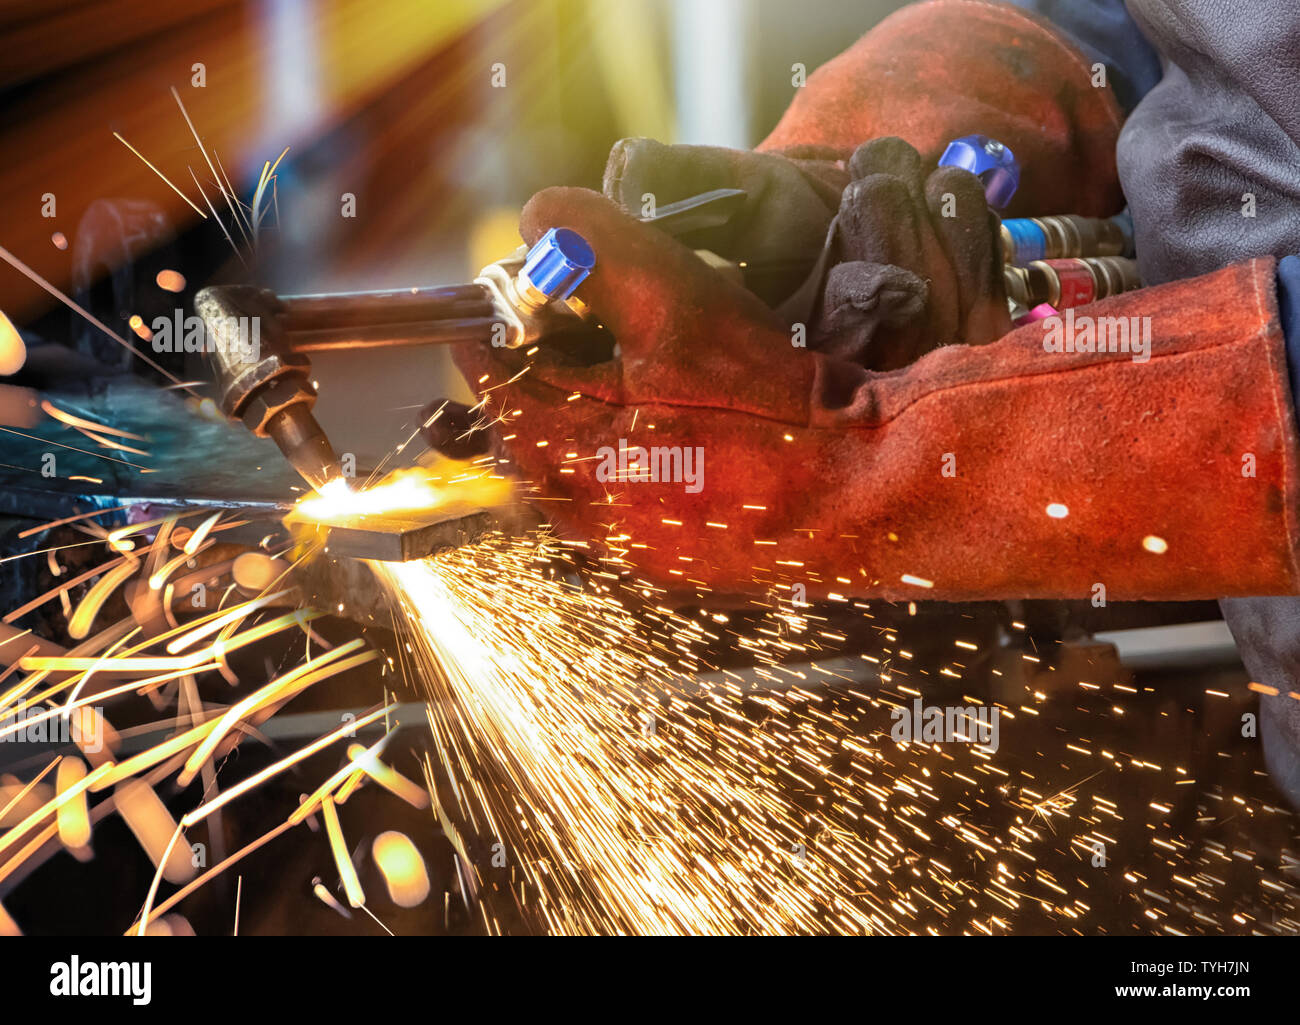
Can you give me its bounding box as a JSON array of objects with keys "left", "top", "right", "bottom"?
[
  {"left": 1007, "top": 0, "right": 1162, "bottom": 112},
  {"left": 1276, "top": 258, "right": 1300, "bottom": 413}
]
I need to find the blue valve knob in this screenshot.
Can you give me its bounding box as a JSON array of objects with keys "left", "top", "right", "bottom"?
[
  {"left": 939, "top": 134, "right": 1020, "bottom": 210},
  {"left": 518, "top": 227, "right": 596, "bottom": 305}
]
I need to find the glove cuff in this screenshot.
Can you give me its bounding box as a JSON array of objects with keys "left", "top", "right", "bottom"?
[
  {"left": 758, "top": 0, "right": 1125, "bottom": 217},
  {"left": 807, "top": 258, "right": 1300, "bottom": 600}
]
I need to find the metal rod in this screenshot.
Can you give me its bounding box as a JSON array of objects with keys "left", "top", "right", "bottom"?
[
  {"left": 279, "top": 283, "right": 490, "bottom": 315},
  {"left": 276, "top": 284, "right": 497, "bottom": 352},
  {"left": 283, "top": 316, "right": 500, "bottom": 352}
]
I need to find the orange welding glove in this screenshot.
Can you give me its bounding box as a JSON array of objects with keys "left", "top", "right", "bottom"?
[
  {"left": 451, "top": 187, "right": 1300, "bottom": 604},
  {"left": 759, "top": 0, "right": 1126, "bottom": 218}
]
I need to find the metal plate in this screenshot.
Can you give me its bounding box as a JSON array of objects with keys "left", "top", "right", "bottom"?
[{"left": 312, "top": 508, "right": 493, "bottom": 562}]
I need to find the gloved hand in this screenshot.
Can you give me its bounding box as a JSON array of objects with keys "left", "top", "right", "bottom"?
[
  {"left": 815, "top": 136, "right": 1011, "bottom": 370},
  {"left": 602, "top": 133, "right": 1012, "bottom": 372},
  {"left": 596, "top": 0, "right": 1120, "bottom": 365},
  {"left": 451, "top": 186, "right": 1300, "bottom": 603},
  {"left": 758, "top": 0, "right": 1125, "bottom": 217},
  {"left": 601, "top": 138, "right": 847, "bottom": 305}
]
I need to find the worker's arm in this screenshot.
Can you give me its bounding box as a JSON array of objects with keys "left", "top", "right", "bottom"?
[{"left": 451, "top": 187, "right": 1300, "bottom": 603}]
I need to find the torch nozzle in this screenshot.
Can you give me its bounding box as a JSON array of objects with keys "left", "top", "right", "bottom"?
[{"left": 266, "top": 402, "right": 344, "bottom": 493}]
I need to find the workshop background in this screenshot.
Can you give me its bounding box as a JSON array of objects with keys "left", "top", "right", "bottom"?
[{"left": 1, "top": 0, "right": 1297, "bottom": 936}]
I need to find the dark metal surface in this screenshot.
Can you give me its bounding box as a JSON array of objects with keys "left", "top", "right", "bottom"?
[
  {"left": 312, "top": 508, "right": 493, "bottom": 562},
  {"left": 0, "top": 376, "right": 302, "bottom": 527}
]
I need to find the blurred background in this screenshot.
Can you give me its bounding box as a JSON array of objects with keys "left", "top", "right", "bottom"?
[
  {"left": 0, "top": 0, "right": 905, "bottom": 462},
  {"left": 3, "top": 0, "right": 1299, "bottom": 937}
]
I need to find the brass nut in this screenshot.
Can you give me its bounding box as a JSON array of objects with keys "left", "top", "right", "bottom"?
[{"left": 239, "top": 375, "right": 316, "bottom": 437}]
